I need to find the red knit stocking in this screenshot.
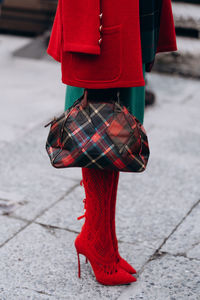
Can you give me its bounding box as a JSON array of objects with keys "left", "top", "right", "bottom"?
[
  {"left": 75, "top": 167, "right": 137, "bottom": 285},
  {"left": 110, "top": 170, "right": 137, "bottom": 274},
  {"left": 79, "top": 167, "right": 116, "bottom": 262}
]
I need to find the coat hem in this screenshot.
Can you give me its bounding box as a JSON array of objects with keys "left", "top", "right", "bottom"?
[
  {"left": 46, "top": 48, "right": 61, "bottom": 63},
  {"left": 156, "top": 43, "right": 178, "bottom": 53},
  {"left": 61, "top": 78, "right": 146, "bottom": 88}
]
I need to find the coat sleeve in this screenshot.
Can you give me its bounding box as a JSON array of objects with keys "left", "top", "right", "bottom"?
[
  {"left": 47, "top": 0, "right": 62, "bottom": 62},
  {"left": 60, "top": 0, "right": 101, "bottom": 55},
  {"left": 156, "top": 0, "right": 177, "bottom": 53}
]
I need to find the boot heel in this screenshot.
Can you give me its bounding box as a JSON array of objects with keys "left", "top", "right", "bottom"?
[{"left": 76, "top": 249, "right": 81, "bottom": 278}]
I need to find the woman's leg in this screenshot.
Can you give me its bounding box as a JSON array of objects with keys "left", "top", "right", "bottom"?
[
  {"left": 75, "top": 167, "right": 136, "bottom": 285},
  {"left": 64, "top": 85, "right": 84, "bottom": 111},
  {"left": 65, "top": 69, "right": 146, "bottom": 282}
]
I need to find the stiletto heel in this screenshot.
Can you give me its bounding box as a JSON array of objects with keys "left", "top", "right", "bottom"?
[
  {"left": 76, "top": 249, "right": 81, "bottom": 278},
  {"left": 75, "top": 234, "right": 137, "bottom": 285}
]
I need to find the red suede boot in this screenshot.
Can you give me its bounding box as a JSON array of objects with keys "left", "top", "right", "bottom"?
[
  {"left": 75, "top": 167, "right": 137, "bottom": 285},
  {"left": 110, "top": 170, "right": 137, "bottom": 274}
]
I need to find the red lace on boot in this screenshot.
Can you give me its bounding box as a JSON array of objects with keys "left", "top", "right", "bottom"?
[
  {"left": 74, "top": 167, "right": 137, "bottom": 285},
  {"left": 77, "top": 180, "right": 86, "bottom": 221}
]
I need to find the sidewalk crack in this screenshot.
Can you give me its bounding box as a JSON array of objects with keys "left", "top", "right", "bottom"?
[
  {"left": 0, "top": 183, "right": 79, "bottom": 248},
  {"left": 138, "top": 198, "right": 200, "bottom": 274}
]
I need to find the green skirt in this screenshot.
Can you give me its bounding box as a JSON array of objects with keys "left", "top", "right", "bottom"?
[{"left": 64, "top": 63, "right": 146, "bottom": 125}]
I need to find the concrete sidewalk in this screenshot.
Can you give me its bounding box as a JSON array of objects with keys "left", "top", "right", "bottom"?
[{"left": 0, "top": 34, "right": 200, "bottom": 300}]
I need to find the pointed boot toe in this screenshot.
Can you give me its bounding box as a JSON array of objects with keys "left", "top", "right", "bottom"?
[
  {"left": 96, "top": 267, "right": 137, "bottom": 286},
  {"left": 118, "top": 256, "right": 137, "bottom": 274}
]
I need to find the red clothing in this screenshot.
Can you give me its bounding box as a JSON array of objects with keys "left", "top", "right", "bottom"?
[{"left": 47, "top": 0, "right": 177, "bottom": 89}]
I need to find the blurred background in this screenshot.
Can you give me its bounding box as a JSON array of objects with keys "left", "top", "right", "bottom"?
[
  {"left": 0, "top": 1, "right": 200, "bottom": 299},
  {"left": 0, "top": 0, "right": 57, "bottom": 35}
]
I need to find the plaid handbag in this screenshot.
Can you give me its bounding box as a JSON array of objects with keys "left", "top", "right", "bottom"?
[{"left": 44, "top": 89, "right": 150, "bottom": 172}]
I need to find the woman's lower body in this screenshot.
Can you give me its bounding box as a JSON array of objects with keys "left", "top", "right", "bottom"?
[{"left": 65, "top": 64, "right": 146, "bottom": 285}]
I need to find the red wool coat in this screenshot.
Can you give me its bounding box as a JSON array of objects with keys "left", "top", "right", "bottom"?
[{"left": 47, "top": 0, "right": 177, "bottom": 89}]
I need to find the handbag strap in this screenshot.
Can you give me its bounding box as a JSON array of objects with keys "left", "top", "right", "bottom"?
[{"left": 81, "top": 89, "right": 88, "bottom": 108}]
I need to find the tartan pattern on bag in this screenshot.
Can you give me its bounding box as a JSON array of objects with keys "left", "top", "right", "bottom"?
[{"left": 44, "top": 93, "right": 150, "bottom": 172}]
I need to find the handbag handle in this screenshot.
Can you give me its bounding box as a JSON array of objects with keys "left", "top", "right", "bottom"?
[
  {"left": 80, "top": 88, "right": 123, "bottom": 116},
  {"left": 80, "top": 88, "right": 88, "bottom": 109}
]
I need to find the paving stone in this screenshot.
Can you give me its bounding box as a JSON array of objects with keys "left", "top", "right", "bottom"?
[
  {"left": 0, "top": 215, "right": 27, "bottom": 246},
  {"left": 146, "top": 72, "right": 200, "bottom": 105},
  {"left": 143, "top": 95, "right": 200, "bottom": 176},
  {"left": 0, "top": 223, "right": 130, "bottom": 300},
  {"left": 36, "top": 184, "right": 86, "bottom": 233},
  {"left": 0, "top": 190, "right": 27, "bottom": 215},
  {"left": 161, "top": 202, "right": 200, "bottom": 259},
  {"left": 187, "top": 243, "right": 200, "bottom": 260},
  {"left": 144, "top": 75, "right": 200, "bottom": 183},
  {"left": 0, "top": 190, "right": 26, "bottom": 203},
  {"left": 145, "top": 75, "right": 200, "bottom": 139},
  {"left": 0, "top": 34, "right": 66, "bottom": 145},
  {"left": 118, "top": 254, "right": 200, "bottom": 300},
  {"left": 0, "top": 289, "right": 51, "bottom": 300},
  {"left": 0, "top": 124, "right": 81, "bottom": 221},
  {"left": 145, "top": 126, "right": 200, "bottom": 178},
  {"left": 117, "top": 154, "right": 199, "bottom": 247}
]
